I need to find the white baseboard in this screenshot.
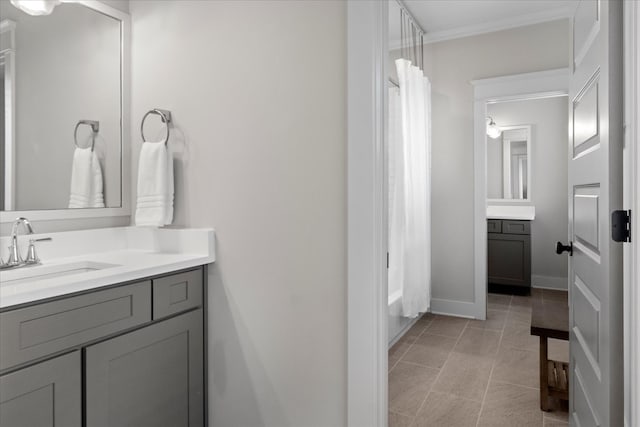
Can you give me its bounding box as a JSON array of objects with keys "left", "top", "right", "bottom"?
[
  {"left": 388, "top": 316, "right": 420, "bottom": 348},
  {"left": 430, "top": 298, "right": 479, "bottom": 319},
  {"left": 532, "top": 274, "right": 567, "bottom": 290},
  {"left": 390, "top": 298, "right": 479, "bottom": 347}
]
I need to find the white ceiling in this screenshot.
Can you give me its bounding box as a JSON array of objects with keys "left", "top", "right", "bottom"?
[{"left": 389, "top": 0, "right": 577, "bottom": 46}]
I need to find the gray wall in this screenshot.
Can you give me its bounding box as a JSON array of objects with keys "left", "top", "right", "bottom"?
[
  {"left": 488, "top": 97, "right": 569, "bottom": 287},
  {"left": 129, "top": 1, "right": 347, "bottom": 426},
  {"left": 425, "top": 19, "right": 571, "bottom": 303}
]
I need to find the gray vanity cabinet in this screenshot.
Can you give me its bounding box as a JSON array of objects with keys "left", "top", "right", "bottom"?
[
  {"left": 488, "top": 219, "right": 532, "bottom": 290},
  {"left": 0, "top": 351, "right": 81, "bottom": 427},
  {"left": 85, "top": 309, "right": 203, "bottom": 427},
  {"left": 0, "top": 266, "right": 206, "bottom": 427}
]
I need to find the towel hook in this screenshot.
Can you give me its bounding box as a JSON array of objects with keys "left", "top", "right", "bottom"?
[
  {"left": 141, "top": 109, "right": 172, "bottom": 146},
  {"left": 74, "top": 120, "right": 100, "bottom": 152}
]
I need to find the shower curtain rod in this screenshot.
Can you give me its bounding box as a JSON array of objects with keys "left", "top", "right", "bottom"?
[{"left": 394, "top": 0, "right": 425, "bottom": 35}]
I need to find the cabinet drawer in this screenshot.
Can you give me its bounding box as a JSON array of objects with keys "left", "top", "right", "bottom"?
[
  {"left": 0, "top": 281, "right": 151, "bottom": 371},
  {"left": 502, "top": 220, "right": 531, "bottom": 235},
  {"left": 487, "top": 219, "right": 502, "bottom": 233},
  {"left": 153, "top": 269, "right": 202, "bottom": 320}
]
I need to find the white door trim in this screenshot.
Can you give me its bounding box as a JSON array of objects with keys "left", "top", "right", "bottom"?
[
  {"left": 623, "top": 1, "right": 639, "bottom": 425},
  {"left": 347, "top": 2, "right": 388, "bottom": 426},
  {"left": 472, "top": 68, "right": 569, "bottom": 320}
]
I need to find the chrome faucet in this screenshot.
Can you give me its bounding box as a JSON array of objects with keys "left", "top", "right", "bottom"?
[
  {"left": 1, "top": 217, "right": 51, "bottom": 270},
  {"left": 6, "top": 217, "right": 34, "bottom": 266}
]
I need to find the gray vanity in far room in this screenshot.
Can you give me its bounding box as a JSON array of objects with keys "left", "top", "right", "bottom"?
[
  {"left": 485, "top": 123, "right": 535, "bottom": 295},
  {"left": 487, "top": 218, "right": 532, "bottom": 293}
]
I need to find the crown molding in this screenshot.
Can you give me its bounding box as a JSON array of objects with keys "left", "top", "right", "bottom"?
[
  {"left": 471, "top": 67, "right": 569, "bottom": 101},
  {"left": 388, "top": 39, "right": 420, "bottom": 51},
  {"left": 389, "top": 5, "right": 574, "bottom": 49}
]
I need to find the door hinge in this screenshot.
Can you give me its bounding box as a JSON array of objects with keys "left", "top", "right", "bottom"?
[
  {"left": 386, "top": 252, "right": 389, "bottom": 269},
  {"left": 612, "top": 210, "right": 631, "bottom": 242}
]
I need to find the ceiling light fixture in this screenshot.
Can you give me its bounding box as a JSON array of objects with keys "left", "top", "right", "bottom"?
[
  {"left": 486, "top": 117, "right": 502, "bottom": 139},
  {"left": 10, "top": 0, "right": 61, "bottom": 16}
]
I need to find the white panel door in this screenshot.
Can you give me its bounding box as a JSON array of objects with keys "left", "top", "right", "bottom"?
[{"left": 568, "top": 0, "right": 624, "bottom": 426}]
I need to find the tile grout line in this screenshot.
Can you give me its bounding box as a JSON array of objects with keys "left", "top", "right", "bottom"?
[
  {"left": 388, "top": 410, "right": 413, "bottom": 425},
  {"left": 410, "top": 318, "right": 471, "bottom": 423},
  {"left": 490, "top": 378, "right": 541, "bottom": 392},
  {"left": 388, "top": 315, "right": 436, "bottom": 424},
  {"left": 387, "top": 317, "right": 433, "bottom": 424},
  {"left": 388, "top": 316, "right": 433, "bottom": 372},
  {"left": 475, "top": 294, "right": 511, "bottom": 427},
  {"left": 395, "top": 359, "right": 441, "bottom": 369}
]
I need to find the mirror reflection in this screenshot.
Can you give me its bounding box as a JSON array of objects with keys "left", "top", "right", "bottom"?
[
  {"left": 0, "top": 2, "right": 122, "bottom": 211},
  {"left": 486, "top": 116, "right": 531, "bottom": 200},
  {"left": 487, "top": 127, "right": 531, "bottom": 200}
]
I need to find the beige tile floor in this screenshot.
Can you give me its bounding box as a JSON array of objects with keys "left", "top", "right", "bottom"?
[{"left": 389, "top": 289, "right": 570, "bottom": 427}]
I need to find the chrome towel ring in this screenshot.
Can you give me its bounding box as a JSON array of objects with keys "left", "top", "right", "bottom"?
[
  {"left": 141, "top": 109, "right": 172, "bottom": 145},
  {"left": 74, "top": 120, "right": 99, "bottom": 151}
]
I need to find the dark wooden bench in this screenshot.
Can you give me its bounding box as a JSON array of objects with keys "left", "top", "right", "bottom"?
[{"left": 530, "top": 299, "right": 569, "bottom": 411}]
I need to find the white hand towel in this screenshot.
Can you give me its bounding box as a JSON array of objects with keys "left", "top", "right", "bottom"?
[
  {"left": 135, "top": 142, "right": 174, "bottom": 227},
  {"left": 69, "top": 147, "right": 105, "bottom": 209}
]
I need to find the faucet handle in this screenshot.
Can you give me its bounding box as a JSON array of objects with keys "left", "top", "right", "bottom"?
[
  {"left": 7, "top": 243, "right": 22, "bottom": 266},
  {"left": 33, "top": 237, "right": 53, "bottom": 243},
  {"left": 25, "top": 237, "right": 52, "bottom": 265}
]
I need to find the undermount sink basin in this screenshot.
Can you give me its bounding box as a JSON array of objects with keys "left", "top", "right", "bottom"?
[{"left": 0, "top": 261, "right": 120, "bottom": 286}]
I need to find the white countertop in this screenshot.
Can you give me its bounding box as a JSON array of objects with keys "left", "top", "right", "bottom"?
[
  {"left": 0, "top": 227, "right": 215, "bottom": 309},
  {"left": 487, "top": 205, "right": 535, "bottom": 220}
]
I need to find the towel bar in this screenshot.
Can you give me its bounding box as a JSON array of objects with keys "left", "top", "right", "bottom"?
[
  {"left": 141, "top": 109, "right": 172, "bottom": 146},
  {"left": 74, "top": 120, "right": 99, "bottom": 151}
]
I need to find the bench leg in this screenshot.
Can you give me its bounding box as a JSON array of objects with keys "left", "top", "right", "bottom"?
[{"left": 540, "top": 336, "right": 550, "bottom": 411}]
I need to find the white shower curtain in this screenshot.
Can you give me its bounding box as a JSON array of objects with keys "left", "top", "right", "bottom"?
[{"left": 389, "top": 58, "right": 431, "bottom": 318}]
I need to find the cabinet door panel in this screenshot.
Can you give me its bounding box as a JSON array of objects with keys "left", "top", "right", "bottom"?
[
  {"left": 0, "top": 351, "right": 81, "bottom": 427},
  {"left": 85, "top": 309, "right": 203, "bottom": 427},
  {"left": 488, "top": 233, "right": 531, "bottom": 287}
]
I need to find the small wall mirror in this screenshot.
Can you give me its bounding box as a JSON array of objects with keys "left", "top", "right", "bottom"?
[
  {"left": 0, "top": 1, "right": 128, "bottom": 216},
  {"left": 486, "top": 124, "right": 531, "bottom": 201}
]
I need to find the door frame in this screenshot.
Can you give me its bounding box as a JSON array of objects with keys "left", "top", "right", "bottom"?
[
  {"left": 346, "top": 2, "right": 639, "bottom": 425},
  {"left": 471, "top": 68, "right": 569, "bottom": 320},
  {"left": 347, "top": 1, "right": 388, "bottom": 426},
  {"left": 623, "top": 1, "right": 639, "bottom": 425}
]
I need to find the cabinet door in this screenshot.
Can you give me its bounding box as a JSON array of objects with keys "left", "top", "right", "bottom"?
[
  {"left": 0, "top": 351, "right": 81, "bottom": 427},
  {"left": 86, "top": 309, "right": 203, "bottom": 427},
  {"left": 488, "top": 233, "right": 531, "bottom": 287}
]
